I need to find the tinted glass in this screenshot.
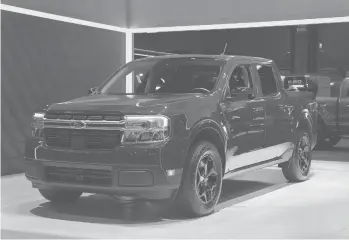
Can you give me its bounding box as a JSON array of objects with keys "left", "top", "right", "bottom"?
[
  {"left": 229, "top": 65, "right": 253, "bottom": 93},
  {"left": 257, "top": 65, "right": 278, "bottom": 96},
  {"left": 99, "top": 58, "right": 225, "bottom": 95}
]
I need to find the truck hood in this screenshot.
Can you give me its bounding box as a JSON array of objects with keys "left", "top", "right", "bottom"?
[{"left": 47, "top": 94, "right": 200, "bottom": 114}]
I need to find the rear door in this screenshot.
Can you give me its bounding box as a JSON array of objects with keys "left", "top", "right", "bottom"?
[
  {"left": 253, "top": 63, "right": 293, "bottom": 148},
  {"left": 338, "top": 78, "right": 349, "bottom": 134}
]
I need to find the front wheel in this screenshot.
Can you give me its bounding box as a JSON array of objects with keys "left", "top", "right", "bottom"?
[
  {"left": 282, "top": 131, "right": 312, "bottom": 182},
  {"left": 39, "top": 189, "right": 83, "bottom": 204},
  {"left": 174, "top": 141, "right": 223, "bottom": 218}
]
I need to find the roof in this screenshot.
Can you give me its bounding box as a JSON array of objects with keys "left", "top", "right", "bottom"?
[{"left": 134, "top": 54, "right": 272, "bottom": 63}]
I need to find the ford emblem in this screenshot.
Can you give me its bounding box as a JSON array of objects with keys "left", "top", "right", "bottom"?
[{"left": 71, "top": 120, "right": 86, "bottom": 129}]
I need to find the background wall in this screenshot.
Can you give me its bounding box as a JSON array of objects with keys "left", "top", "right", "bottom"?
[
  {"left": 318, "top": 22, "right": 349, "bottom": 72},
  {"left": 1, "top": 11, "right": 126, "bottom": 175},
  {"left": 129, "top": 0, "right": 349, "bottom": 28},
  {"left": 135, "top": 27, "right": 290, "bottom": 69}
]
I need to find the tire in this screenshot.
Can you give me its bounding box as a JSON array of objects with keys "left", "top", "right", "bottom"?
[
  {"left": 173, "top": 141, "right": 223, "bottom": 218},
  {"left": 282, "top": 131, "right": 312, "bottom": 182},
  {"left": 39, "top": 189, "right": 83, "bottom": 204},
  {"left": 315, "top": 121, "right": 341, "bottom": 150}
]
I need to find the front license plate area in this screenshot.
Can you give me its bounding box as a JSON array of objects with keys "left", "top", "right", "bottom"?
[{"left": 71, "top": 136, "right": 85, "bottom": 150}]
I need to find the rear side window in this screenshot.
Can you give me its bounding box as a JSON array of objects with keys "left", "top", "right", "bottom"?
[{"left": 256, "top": 65, "right": 278, "bottom": 96}]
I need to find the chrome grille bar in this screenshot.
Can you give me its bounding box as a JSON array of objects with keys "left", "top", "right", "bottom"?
[{"left": 43, "top": 119, "right": 125, "bottom": 130}]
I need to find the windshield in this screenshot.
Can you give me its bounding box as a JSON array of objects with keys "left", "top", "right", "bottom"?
[{"left": 99, "top": 57, "right": 225, "bottom": 95}]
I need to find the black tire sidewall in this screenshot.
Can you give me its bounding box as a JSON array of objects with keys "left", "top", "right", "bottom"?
[
  {"left": 284, "top": 131, "right": 312, "bottom": 182},
  {"left": 178, "top": 141, "right": 223, "bottom": 216}
]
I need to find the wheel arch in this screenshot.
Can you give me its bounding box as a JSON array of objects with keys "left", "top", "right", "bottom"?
[{"left": 188, "top": 120, "right": 227, "bottom": 172}]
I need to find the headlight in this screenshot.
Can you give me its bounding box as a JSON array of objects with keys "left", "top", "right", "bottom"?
[
  {"left": 31, "top": 112, "right": 45, "bottom": 139},
  {"left": 122, "top": 115, "right": 170, "bottom": 144}
]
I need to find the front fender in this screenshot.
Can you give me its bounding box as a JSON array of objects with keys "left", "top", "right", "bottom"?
[{"left": 189, "top": 118, "right": 228, "bottom": 152}]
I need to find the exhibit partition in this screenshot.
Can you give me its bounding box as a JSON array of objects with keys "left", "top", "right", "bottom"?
[{"left": 1, "top": 3, "right": 129, "bottom": 175}]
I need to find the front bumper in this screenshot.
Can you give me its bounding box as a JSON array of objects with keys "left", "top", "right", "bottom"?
[{"left": 24, "top": 139, "right": 184, "bottom": 200}]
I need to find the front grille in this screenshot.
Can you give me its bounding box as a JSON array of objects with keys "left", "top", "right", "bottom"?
[
  {"left": 44, "top": 128, "right": 122, "bottom": 150},
  {"left": 45, "top": 113, "right": 124, "bottom": 121},
  {"left": 45, "top": 166, "right": 112, "bottom": 186}
]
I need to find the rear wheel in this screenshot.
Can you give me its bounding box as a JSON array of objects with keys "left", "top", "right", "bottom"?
[
  {"left": 174, "top": 141, "right": 223, "bottom": 218},
  {"left": 39, "top": 189, "right": 83, "bottom": 204},
  {"left": 282, "top": 131, "right": 312, "bottom": 182}
]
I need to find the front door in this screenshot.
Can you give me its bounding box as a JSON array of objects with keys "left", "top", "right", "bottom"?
[
  {"left": 338, "top": 78, "right": 349, "bottom": 134},
  {"left": 222, "top": 64, "right": 266, "bottom": 172}
]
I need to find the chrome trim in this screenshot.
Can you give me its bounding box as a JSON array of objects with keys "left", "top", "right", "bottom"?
[
  {"left": 224, "top": 157, "right": 287, "bottom": 179},
  {"left": 43, "top": 118, "right": 126, "bottom": 130},
  {"left": 224, "top": 142, "right": 294, "bottom": 173},
  {"left": 223, "top": 147, "right": 293, "bottom": 179},
  {"left": 43, "top": 118, "right": 169, "bottom": 132}
]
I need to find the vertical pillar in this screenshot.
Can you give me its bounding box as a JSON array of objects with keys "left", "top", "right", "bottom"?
[
  {"left": 290, "top": 25, "right": 319, "bottom": 74},
  {"left": 307, "top": 25, "right": 319, "bottom": 73},
  {"left": 125, "top": 31, "right": 134, "bottom": 93}
]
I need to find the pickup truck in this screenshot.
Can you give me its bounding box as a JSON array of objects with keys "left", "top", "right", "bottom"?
[
  {"left": 283, "top": 74, "right": 318, "bottom": 99},
  {"left": 315, "top": 78, "right": 349, "bottom": 149},
  {"left": 26, "top": 55, "right": 317, "bottom": 218}
]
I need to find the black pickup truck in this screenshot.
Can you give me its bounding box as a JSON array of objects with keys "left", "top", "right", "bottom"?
[
  {"left": 315, "top": 78, "right": 349, "bottom": 149},
  {"left": 26, "top": 55, "right": 317, "bottom": 217}
]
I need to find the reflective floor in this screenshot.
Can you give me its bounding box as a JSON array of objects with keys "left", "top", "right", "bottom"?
[{"left": 2, "top": 139, "right": 349, "bottom": 239}]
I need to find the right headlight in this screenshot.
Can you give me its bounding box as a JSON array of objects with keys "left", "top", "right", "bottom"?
[
  {"left": 31, "top": 112, "right": 45, "bottom": 139},
  {"left": 122, "top": 115, "right": 170, "bottom": 144}
]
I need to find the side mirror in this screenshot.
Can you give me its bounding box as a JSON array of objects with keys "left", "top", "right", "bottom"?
[{"left": 88, "top": 87, "right": 98, "bottom": 95}]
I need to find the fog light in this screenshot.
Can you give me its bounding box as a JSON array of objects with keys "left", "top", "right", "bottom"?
[{"left": 166, "top": 169, "right": 176, "bottom": 176}]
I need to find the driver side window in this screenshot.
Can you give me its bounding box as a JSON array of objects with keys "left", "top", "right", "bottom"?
[{"left": 229, "top": 65, "right": 253, "bottom": 94}]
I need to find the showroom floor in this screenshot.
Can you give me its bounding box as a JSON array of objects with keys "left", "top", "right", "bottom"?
[{"left": 2, "top": 140, "right": 349, "bottom": 239}]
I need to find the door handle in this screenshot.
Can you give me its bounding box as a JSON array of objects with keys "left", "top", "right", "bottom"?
[
  {"left": 230, "top": 116, "right": 241, "bottom": 120},
  {"left": 252, "top": 107, "right": 264, "bottom": 112}
]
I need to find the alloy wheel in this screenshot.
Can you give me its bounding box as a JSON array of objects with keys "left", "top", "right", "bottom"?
[
  {"left": 194, "top": 152, "right": 219, "bottom": 204},
  {"left": 297, "top": 135, "right": 311, "bottom": 174}
]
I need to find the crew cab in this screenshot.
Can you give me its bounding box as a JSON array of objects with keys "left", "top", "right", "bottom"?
[
  {"left": 315, "top": 78, "right": 349, "bottom": 149},
  {"left": 26, "top": 55, "right": 317, "bottom": 217}
]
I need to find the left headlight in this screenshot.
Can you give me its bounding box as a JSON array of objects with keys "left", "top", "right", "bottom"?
[
  {"left": 31, "top": 112, "right": 45, "bottom": 139},
  {"left": 122, "top": 115, "right": 170, "bottom": 144}
]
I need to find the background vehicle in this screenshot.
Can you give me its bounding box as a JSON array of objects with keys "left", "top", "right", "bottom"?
[
  {"left": 282, "top": 74, "right": 318, "bottom": 100},
  {"left": 26, "top": 55, "right": 317, "bottom": 218},
  {"left": 315, "top": 78, "right": 349, "bottom": 149}
]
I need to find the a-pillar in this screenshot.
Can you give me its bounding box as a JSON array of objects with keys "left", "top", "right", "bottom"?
[{"left": 290, "top": 25, "right": 319, "bottom": 74}]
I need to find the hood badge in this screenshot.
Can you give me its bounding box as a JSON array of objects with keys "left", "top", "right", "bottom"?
[{"left": 71, "top": 120, "right": 87, "bottom": 129}]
